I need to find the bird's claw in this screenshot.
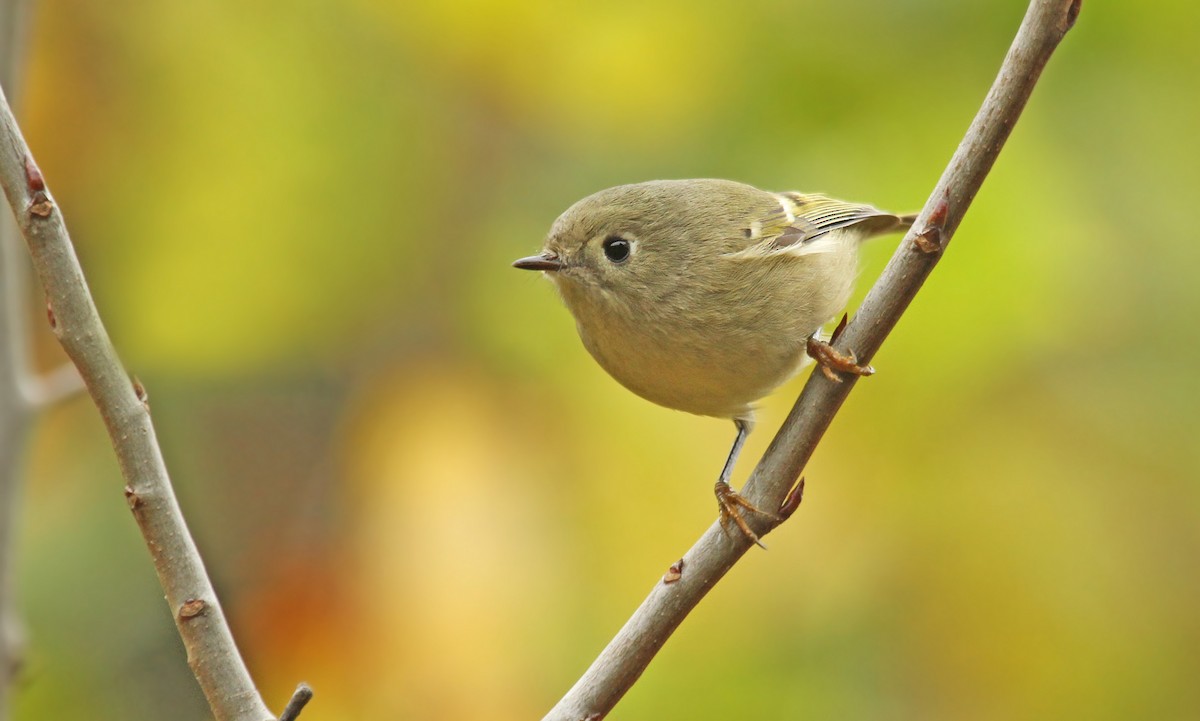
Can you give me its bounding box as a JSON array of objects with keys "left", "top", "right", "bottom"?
[
  {"left": 806, "top": 336, "right": 874, "bottom": 383},
  {"left": 715, "top": 481, "right": 779, "bottom": 549}
]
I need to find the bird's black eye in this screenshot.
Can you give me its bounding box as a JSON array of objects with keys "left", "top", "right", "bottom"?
[{"left": 602, "top": 235, "right": 632, "bottom": 264}]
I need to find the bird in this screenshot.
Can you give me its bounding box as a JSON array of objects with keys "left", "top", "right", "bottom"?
[{"left": 513, "top": 179, "right": 914, "bottom": 545}]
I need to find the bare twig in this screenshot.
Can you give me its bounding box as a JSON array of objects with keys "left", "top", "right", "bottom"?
[
  {"left": 278, "top": 683, "right": 314, "bottom": 721},
  {"left": 0, "top": 386, "right": 29, "bottom": 721},
  {"left": 543, "top": 1, "right": 1081, "bottom": 719},
  {"left": 0, "top": 0, "right": 36, "bottom": 714},
  {"left": 0, "top": 222, "right": 31, "bottom": 721},
  {"left": 0, "top": 204, "right": 31, "bottom": 721},
  {"left": 0, "top": 86, "right": 276, "bottom": 721}
]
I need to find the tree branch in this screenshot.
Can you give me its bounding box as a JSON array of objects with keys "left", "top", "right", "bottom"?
[
  {"left": 0, "top": 1, "right": 37, "bottom": 715},
  {"left": 0, "top": 83, "right": 280, "bottom": 721},
  {"left": 278, "top": 684, "right": 314, "bottom": 721},
  {"left": 0, "top": 211, "right": 31, "bottom": 721},
  {"left": 0, "top": 201, "right": 31, "bottom": 721},
  {"left": 543, "top": 1, "right": 1081, "bottom": 719}
]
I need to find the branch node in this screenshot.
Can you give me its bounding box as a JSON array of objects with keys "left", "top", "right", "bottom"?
[
  {"left": 1063, "top": 0, "right": 1082, "bottom": 31},
  {"left": 23, "top": 155, "right": 53, "bottom": 217},
  {"left": 779, "top": 477, "right": 806, "bottom": 520},
  {"left": 829, "top": 313, "right": 849, "bottom": 345},
  {"left": 132, "top": 375, "right": 150, "bottom": 410},
  {"left": 23, "top": 154, "right": 43, "bottom": 192},
  {"left": 178, "top": 598, "right": 208, "bottom": 620},
  {"left": 123, "top": 485, "right": 144, "bottom": 511},
  {"left": 662, "top": 559, "right": 684, "bottom": 584},
  {"left": 278, "top": 683, "right": 315, "bottom": 721},
  {"left": 913, "top": 193, "right": 950, "bottom": 254},
  {"left": 46, "top": 298, "right": 58, "bottom": 332},
  {"left": 28, "top": 192, "right": 52, "bottom": 218}
]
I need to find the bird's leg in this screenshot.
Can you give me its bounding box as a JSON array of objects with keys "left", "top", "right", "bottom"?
[
  {"left": 714, "top": 419, "right": 779, "bottom": 548},
  {"left": 806, "top": 323, "right": 875, "bottom": 383}
]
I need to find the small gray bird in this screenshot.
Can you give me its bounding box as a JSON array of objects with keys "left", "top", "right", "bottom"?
[{"left": 514, "top": 179, "right": 913, "bottom": 545}]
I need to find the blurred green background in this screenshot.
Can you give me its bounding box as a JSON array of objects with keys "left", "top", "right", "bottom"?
[{"left": 5, "top": 0, "right": 1199, "bottom": 719}]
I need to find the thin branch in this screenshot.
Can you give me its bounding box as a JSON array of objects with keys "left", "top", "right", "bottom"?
[
  {"left": 0, "top": 87, "right": 276, "bottom": 721},
  {"left": 0, "top": 210, "right": 30, "bottom": 721},
  {"left": 278, "top": 684, "right": 314, "bottom": 721},
  {"left": 0, "top": 0, "right": 36, "bottom": 716},
  {"left": 0, "top": 0, "right": 32, "bottom": 389},
  {"left": 543, "top": 1, "right": 1082, "bottom": 719},
  {"left": 0, "top": 401, "right": 29, "bottom": 721},
  {"left": 0, "top": 227, "right": 31, "bottom": 721}
]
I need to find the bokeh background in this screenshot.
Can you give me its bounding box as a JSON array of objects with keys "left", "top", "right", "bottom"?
[{"left": 3, "top": 0, "right": 1198, "bottom": 719}]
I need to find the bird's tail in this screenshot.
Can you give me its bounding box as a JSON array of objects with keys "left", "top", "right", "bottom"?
[{"left": 856, "top": 211, "right": 918, "bottom": 241}]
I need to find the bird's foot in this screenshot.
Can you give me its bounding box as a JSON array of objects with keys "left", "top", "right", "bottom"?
[
  {"left": 806, "top": 335, "right": 875, "bottom": 384},
  {"left": 715, "top": 481, "right": 779, "bottom": 549}
]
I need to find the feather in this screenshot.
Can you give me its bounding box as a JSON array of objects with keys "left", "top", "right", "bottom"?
[{"left": 726, "top": 192, "right": 910, "bottom": 259}]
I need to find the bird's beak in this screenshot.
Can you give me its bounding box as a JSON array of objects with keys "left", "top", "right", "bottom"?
[{"left": 512, "top": 252, "right": 563, "bottom": 272}]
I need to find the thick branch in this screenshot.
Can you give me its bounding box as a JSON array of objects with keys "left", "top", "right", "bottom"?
[
  {"left": 544, "top": 1, "right": 1081, "bottom": 719},
  {"left": 0, "top": 87, "right": 275, "bottom": 720}
]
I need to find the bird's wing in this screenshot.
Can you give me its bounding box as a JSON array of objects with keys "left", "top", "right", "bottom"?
[{"left": 727, "top": 192, "right": 909, "bottom": 259}]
